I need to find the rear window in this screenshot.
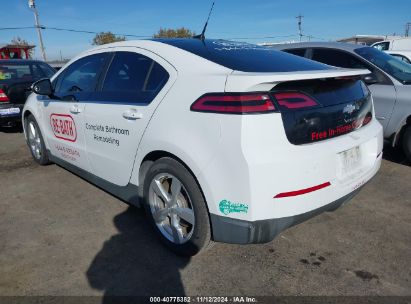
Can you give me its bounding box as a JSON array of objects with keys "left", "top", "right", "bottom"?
[
  {"left": 156, "top": 39, "right": 331, "bottom": 72},
  {"left": 284, "top": 48, "right": 307, "bottom": 57},
  {"left": 0, "top": 61, "right": 55, "bottom": 84}
]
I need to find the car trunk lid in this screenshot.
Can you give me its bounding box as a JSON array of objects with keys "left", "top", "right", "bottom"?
[{"left": 225, "top": 69, "right": 373, "bottom": 145}]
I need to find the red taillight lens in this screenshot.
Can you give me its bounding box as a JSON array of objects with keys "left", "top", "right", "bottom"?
[
  {"left": 191, "top": 93, "right": 276, "bottom": 114},
  {"left": 362, "top": 113, "right": 372, "bottom": 126},
  {"left": 0, "top": 89, "right": 9, "bottom": 102},
  {"left": 272, "top": 92, "right": 318, "bottom": 110}
]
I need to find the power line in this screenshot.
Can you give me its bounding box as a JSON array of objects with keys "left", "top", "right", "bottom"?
[
  {"left": 45, "top": 26, "right": 152, "bottom": 38},
  {"left": 0, "top": 26, "right": 37, "bottom": 30},
  {"left": 0, "top": 25, "right": 152, "bottom": 38},
  {"left": 0, "top": 25, "right": 327, "bottom": 41}
]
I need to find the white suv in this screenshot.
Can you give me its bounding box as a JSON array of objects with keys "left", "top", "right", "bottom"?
[{"left": 23, "top": 39, "right": 383, "bottom": 256}]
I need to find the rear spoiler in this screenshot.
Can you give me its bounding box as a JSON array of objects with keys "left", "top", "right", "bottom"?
[{"left": 225, "top": 68, "right": 371, "bottom": 92}]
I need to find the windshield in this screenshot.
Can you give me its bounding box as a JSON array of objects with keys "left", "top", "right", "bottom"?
[{"left": 354, "top": 47, "right": 411, "bottom": 84}]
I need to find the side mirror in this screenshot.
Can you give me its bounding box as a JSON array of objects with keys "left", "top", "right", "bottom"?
[
  {"left": 363, "top": 73, "right": 379, "bottom": 85},
  {"left": 31, "top": 78, "right": 53, "bottom": 96}
]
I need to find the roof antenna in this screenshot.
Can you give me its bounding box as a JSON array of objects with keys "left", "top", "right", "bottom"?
[{"left": 193, "top": 2, "right": 215, "bottom": 40}]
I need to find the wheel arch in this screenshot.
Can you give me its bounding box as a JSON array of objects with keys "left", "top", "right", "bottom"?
[
  {"left": 136, "top": 149, "right": 215, "bottom": 238},
  {"left": 137, "top": 150, "right": 203, "bottom": 200},
  {"left": 392, "top": 114, "right": 411, "bottom": 147},
  {"left": 22, "top": 109, "right": 34, "bottom": 139}
]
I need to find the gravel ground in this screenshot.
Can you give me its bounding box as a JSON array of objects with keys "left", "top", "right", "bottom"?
[{"left": 0, "top": 127, "right": 410, "bottom": 298}]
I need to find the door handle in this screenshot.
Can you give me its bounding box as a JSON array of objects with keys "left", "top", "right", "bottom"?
[
  {"left": 122, "top": 109, "right": 143, "bottom": 120},
  {"left": 70, "top": 105, "right": 82, "bottom": 114}
]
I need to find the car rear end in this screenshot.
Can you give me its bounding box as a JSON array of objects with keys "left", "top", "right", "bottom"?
[
  {"left": 0, "top": 60, "right": 55, "bottom": 126},
  {"left": 153, "top": 40, "right": 383, "bottom": 245},
  {"left": 197, "top": 71, "right": 382, "bottom": 244}
]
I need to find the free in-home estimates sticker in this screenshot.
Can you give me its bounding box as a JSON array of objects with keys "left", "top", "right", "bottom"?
[
  {"left": 50, "top": 114, "right": 77, "bottom": 142},
  {"left": 219, "top": 199, "right": 249, "bottom": 215}
]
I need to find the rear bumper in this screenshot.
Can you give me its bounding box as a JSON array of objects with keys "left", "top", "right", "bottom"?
[
  {"left": 211, "top": 187, "right": 361, "bottom": 244},
  {"left": 0, "top": 104, "right": 23, "bottom": 125}
]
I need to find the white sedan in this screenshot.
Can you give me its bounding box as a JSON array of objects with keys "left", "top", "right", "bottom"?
[{"left": 23, "top": 39, "right": 383, "bottom": 256}]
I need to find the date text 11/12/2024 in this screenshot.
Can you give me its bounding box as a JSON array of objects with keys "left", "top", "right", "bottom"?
[{"left": 149, "top": 296, "right": 257, "bottom": 303}]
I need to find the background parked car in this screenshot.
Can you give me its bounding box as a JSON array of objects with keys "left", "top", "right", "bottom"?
[
  {"left": 0, "top": 59, "right": 55, "bottom": 126},
  {"left": 371, "top": 37, "right": 411, "bottom": 51},
  {"left": 386, "top": 50, "right": 411, "bottom": 64},
  {"left": 270, "top": 42, "right": 411, "bottom": 161}
]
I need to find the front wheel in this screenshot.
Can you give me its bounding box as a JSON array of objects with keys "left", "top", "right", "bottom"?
[
  {"left": 25, "top": 114, "right": 50, "bottom": 165},
  {"left": 143, "top": 157, "right": 213, "bottom": 256},
  {"left": 402, "top": 125, "right": 411, "bottom": 161}
]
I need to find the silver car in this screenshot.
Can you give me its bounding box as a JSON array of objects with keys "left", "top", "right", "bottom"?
[{"left": 271, "top": 42, "right": 411, "bottom": 161}]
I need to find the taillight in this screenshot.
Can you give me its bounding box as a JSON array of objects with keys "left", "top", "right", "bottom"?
[
  {"left": 272, "top": 92, "right": 318, "bottom": 110},
  {"left": 190, "top": 93, "right": 276, "bottom": 114},
  {"left": 0, "top": 89, "right": 9, "bottom": 102},
  {"left": 362, "top": 113, "right": 372, "bottom": 126}
]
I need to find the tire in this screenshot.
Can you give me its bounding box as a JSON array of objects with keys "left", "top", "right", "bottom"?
[
  {"left": 25, "top": 114, "right": 50, "bottom": 165},
  {"left": 143, "top": 157, "right": 213, "bottom": 256},
  {"left": 402, "top": 125, "right": 411, "bottom": 161}
]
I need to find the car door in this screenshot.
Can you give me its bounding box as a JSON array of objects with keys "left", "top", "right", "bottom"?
[
  {"left": 310, "top": 48, "right": 397, "bottom": 131},
  {"left": 83, "top": 48, "right": 175, "bottom": 186},
  {"left": 40, "top": 53, "right": 109, "bottom": 171}
]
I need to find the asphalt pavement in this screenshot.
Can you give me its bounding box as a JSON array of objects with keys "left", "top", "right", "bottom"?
[{"left": 0, "top": 126, "right": 410, "bottom": 298}]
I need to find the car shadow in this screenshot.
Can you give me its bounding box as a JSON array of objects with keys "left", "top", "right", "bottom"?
[
  {"left": 0, "top": 124, "right": 23, "bottom": 133},
  {"left": 383, "top": 145, "right": 411, "bottom": 167},
  {"left": 86, "top": 206, "right": 190, "bottom": 301}
]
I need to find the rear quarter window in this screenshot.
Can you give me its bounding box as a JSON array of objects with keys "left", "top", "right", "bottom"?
[
  {"left": 156, "top": 39, "right": 331, "bottom": 72},
  {"left": 311, "top": 49, "right": 367, "bottom": 69},
  {"left": 284, "top": 48, "right": 307, "bottom": 57}
]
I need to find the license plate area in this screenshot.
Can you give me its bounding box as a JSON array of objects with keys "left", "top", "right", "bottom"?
[
  {"left": 337, "top": 146, "right": 362, "bottom": 179},
  {"left": 0, "top": 107, "right": 20, "bottom": 116}
]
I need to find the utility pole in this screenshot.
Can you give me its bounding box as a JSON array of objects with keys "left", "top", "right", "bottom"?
[
  {"left": 296, "top": 14, "right": 304, "bottom": 42},
  {"left": 406, "top": 22, "right": 411, "bottom": 37},
  {"left": 28, "top": 0, "right": 46, "bottom": 61}
]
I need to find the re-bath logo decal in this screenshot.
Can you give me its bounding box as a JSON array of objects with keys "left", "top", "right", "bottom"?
[
  {"left": 219, "top": 199, "right": 249, "bottom": 215},
  {"left": 50, "top": 114, "right": 77, "bottom": 142}
]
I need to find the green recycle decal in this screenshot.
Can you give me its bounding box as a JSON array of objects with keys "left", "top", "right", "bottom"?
[{"left": 219, "top": 199, "right": 249, "bottom": 215}]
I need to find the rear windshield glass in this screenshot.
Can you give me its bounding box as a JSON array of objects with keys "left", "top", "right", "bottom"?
[
  {"left": 155, "top": 39, "right": 332, "bottom": 72},
  {"left": 0, "top": 61, "right": 55, "bottom": 84}
]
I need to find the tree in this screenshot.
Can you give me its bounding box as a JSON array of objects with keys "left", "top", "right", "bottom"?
[
  {"left": 92, "top": 32, "right": 126, "bottom": 45},
  {"left": 11, "top": 37, "right": 34, "bottom": 58},
  {"left": 153, "top": 27, "right": 195, "bottom": 38}
]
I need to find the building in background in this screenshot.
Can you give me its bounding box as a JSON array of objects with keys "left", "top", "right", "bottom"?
[
  {"left": 336, "top": 35, "right": 403, "bottom": 46},
  {"left": 0, "top": 44, "right": 35, "bottom": 59}
]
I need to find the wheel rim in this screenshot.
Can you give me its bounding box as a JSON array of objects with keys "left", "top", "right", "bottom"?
[
  {"left": 148, "top": 173, "right": 195, "bottom": 244},
  {"left": 27, "top": 121, "right": 42, "bottom": 160}
]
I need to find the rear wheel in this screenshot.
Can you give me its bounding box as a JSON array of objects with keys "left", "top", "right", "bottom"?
[
  {"left": 143, "top": 157, "right": 212, "bottom": 256},
  {"left": 25, "top": 114, "right": 50, "bottom": 165},
  {"left": 402, "top": 125, "right": 411, "bottom": 161}
]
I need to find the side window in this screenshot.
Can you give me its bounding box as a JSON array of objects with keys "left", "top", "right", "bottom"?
[
  {"left": 284, "top": 48, "right": 307, "bottom": 58},
  {"left": 100, "top": 51, "right": 169, "bottom": 104},
  {"left": 55, "top": 53, "right": 108, "bottom": 96},
  {"left": 391, "top": 54, "right": 411, "bottom": 64},
  {"left": 38, "top": 63, "right": 56, "bottom": 78},
  {"left": 312, "top": 49, "right": 368, "bottom": 69},
  {"left": 31, "top": 64, "right": 45, "bottom": 80},
  {"left": 373, "top": 42, "right": 389, "bottom": 51}
]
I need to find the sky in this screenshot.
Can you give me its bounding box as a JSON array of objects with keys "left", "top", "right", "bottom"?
[{"left": 1, "top": 0, "right": 410, "bottom": 61}]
